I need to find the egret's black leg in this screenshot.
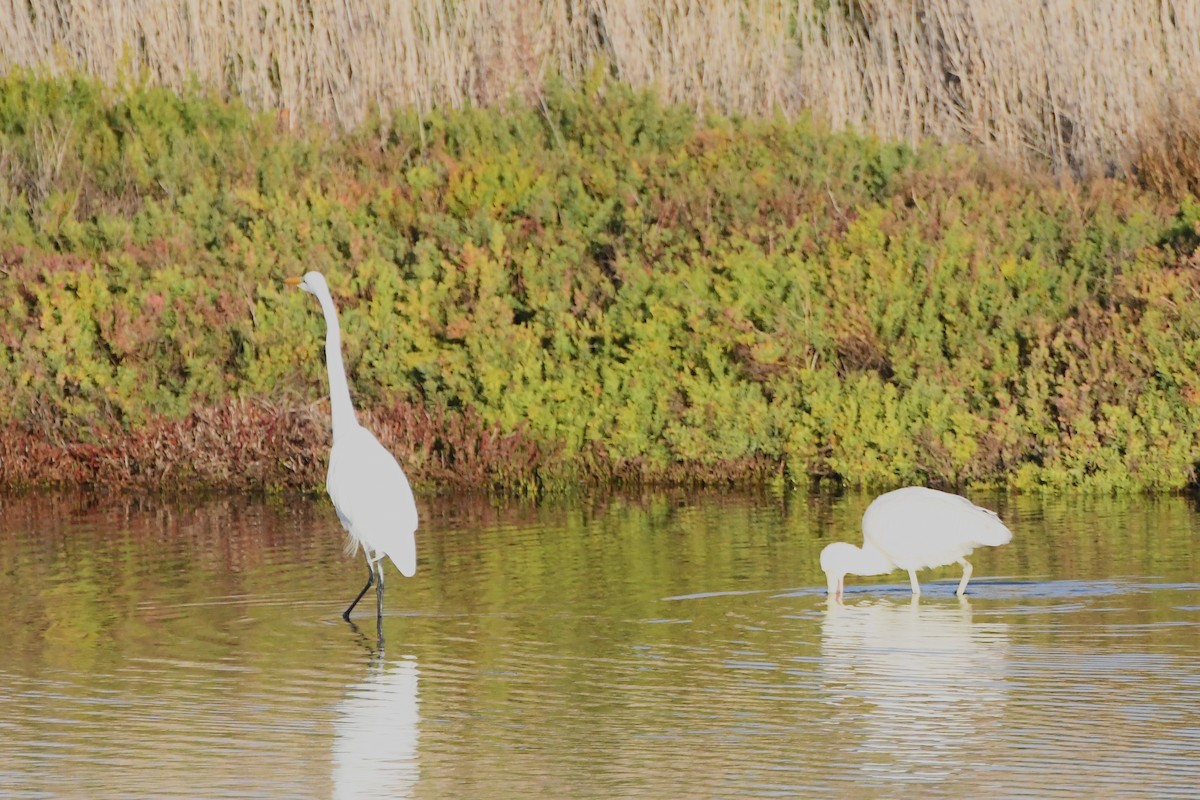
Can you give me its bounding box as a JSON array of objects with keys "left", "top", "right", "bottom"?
[
  {"left": 343, "top": 561, "right": 375, "bottom": 621},
  {"left": 374, "top": 559, "right": 385, "bottom": 617},
  {"left": 373, "top": 560, "right": 386, "bottom": 646}
]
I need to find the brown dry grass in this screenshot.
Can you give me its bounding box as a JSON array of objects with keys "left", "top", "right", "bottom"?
[
  {"left": 2, "top": 1, "right": 1198, "bottom": 179},
  {"left": 0, "top": 398, "right": 553, "bottom": 493},
  {"left": 796, "top": 0, "right": 1200, "bottom": 183}
]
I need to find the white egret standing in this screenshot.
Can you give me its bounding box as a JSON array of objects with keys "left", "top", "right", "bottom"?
[
  {"left": 286, "top": 271, "right": 418, "bottom": 622},
  {"left": 820, "top": 486, "right": 1011, "bottom": 601}
]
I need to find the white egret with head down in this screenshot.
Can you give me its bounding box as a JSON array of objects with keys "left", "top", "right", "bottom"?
[
  {"left": 820, "top": 486, "right": 1011, "bottom": 601},
  {"left": 286, "top": 271, "right": 417, "bottom": 622}
]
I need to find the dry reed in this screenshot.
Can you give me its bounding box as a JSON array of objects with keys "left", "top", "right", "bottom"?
[{"left": 1, "top": 1, "right": 1198, "bottom": 179}]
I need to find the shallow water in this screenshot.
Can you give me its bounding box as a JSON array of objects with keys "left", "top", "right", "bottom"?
[{"left": 1, "top": 489, "right": 1199, "bottom": 798}]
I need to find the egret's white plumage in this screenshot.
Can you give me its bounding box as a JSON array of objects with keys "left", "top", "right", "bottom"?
[
  {"left": 288, "top": 271, "right": 417, "bottom": 621},
  {"left": 820, "top": 486, "right": 1012, "bottom": 600}
]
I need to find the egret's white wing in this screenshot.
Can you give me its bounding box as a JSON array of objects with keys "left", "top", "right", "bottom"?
[
  {"left": 863, "top": 487, "right": 1011, "bottom": 571},
  {"left": 327, "top": 424, "right": 418, "bottom": 576}
]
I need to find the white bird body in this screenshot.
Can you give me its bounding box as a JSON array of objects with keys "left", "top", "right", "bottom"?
[
  {"left": 821, "top": 486, "right": 1012, "bottom": 600},
  {"left": 288, "top": 270, "right": 418, "bottom": 622},
  {"left": 328, "top": 423, "right": 418, "bottom": 578}
]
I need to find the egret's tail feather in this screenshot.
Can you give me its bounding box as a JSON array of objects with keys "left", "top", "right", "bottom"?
[
  {"left": 389, "top": 543, "right": 417, "bottom": 578},
  {"left": 973, "top": 509, "right": 1014, "bottom": 547}
]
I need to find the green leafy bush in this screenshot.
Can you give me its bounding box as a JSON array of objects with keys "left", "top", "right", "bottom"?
[{"left": 1, "top": 72, "right": 1198, "bottom": 493}]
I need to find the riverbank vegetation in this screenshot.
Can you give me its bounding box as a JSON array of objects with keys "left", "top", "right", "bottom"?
[{"left": 1, "top": 72, "right": 1199, "bottom": 493}]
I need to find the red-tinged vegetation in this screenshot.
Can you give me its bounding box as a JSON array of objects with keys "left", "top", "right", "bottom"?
[{"left": 0, "top": 400, "right": 550, "bottom": 493}]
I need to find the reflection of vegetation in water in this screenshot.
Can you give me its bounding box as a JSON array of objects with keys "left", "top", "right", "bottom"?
[
  {"left": 1002, "top": 492, "right": 1200, "bottom": 588},
  {"left": 4, "top": 75, "right": 1200, "bottom": 492},
  {"left": 3, "top": 491, "right": 1200, "bottom": 795},
  {"left": 6, "top": 489, "right": 1199, "bottom": 666}
]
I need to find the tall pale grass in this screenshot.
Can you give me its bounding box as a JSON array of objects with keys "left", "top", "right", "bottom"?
[
  {"left": 2, "top": 0, "right": 1198, "bottom": 180},
  {"left": 795, "top": 0, "right": 1200, "bottom": 181}
]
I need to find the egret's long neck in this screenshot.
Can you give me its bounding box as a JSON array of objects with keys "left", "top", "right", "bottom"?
[
  {"left": 314, "top": 287, "right": 358, "bottom": 441},
  {"left": 851, "top": 542, "right": 896, "bottom": 576}
]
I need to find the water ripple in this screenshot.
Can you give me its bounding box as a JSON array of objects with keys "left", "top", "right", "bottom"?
[{"left": 3, "top": 492, "right": 1200, "bottom": 797}]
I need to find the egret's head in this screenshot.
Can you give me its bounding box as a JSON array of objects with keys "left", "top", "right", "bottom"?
[
  {"left": 820, "top": 542, "right": 856, "bottom": 602},
  {"left": 284, "top": 271, "right": 328, "bottom": 296}
]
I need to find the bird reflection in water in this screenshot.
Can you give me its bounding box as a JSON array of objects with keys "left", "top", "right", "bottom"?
[
  {"left": 333, "top": 654, "right": 420, "bottom": 800},
  {"left": 820, "top": 597, "right": 1010, "bottom": 783}
]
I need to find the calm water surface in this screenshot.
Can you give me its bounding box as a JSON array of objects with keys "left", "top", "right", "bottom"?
[{"left": 1, "top": 490, "right": 1199, "bottom": 798}]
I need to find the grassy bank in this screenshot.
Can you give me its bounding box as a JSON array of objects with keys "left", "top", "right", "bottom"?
[
  {"left": 1, "top": 73, "right": 1199, "bottom": 493},
  {"left": 3, "top": 1, "right": 1200, "bottom": 187}
]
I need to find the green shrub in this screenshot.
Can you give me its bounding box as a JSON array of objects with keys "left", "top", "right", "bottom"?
[{"left": 1, "top": 73, "right": 1198, "bottom": 493}]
